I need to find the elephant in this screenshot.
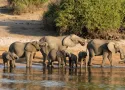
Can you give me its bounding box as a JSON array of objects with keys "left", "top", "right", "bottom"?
[
  {"left": 39, "top": 34, "right": 85, "bottom": 65},
  {"left": 87, "top": 39, "right": 125, "bottom": 67},
  {"left": 78, "top": 51, "right": 87, "bottom": 68},
  {"left": 68, "top": 53, "right": 77, "bottom": 68},
  {"left": 9, "top": 41, "right": 45, "bottom": 67},
  {"left": 2, "top": 51, "right": 19, "bottom": 68},
  {"left": 48, "top": 49, "right": 69, "bottom": 67}
]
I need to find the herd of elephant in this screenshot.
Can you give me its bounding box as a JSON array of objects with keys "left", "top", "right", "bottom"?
[{"left": 2, "top": 34, "right": 125, "bottom": 68}]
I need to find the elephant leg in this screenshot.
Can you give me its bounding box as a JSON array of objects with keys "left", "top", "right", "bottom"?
[
  {"left": 11, "top": 60, "right": 15, "bottom": 68},
  {"left": 107, "top": 52, "right": 113, "bottom": 66},
  {"left": 13, "top": 60, "right": 16, "bottom": 67},
  {"left": 75, "top": 60, "right": 77, "bottom": 67},
  {"left": 80, "top": 60, "right": 82, "bottom": 68},
  {"left": 71, "top": 61, "right": 74, "bottom": 68},
  {"left": 25, "top": 52, "right": 30, "bottom": 68},
  {"left": 42, "top": 53, "right": 47, "bottom": 66},
  {"left": 4, "top": 61, "right": 6, "bottom": 68},
  {"left": 102, "top": 52, "right": 108, "bottom": 67},
  {"left": 51, "top": 61, "right": 54, "bottom": 67},
  {"left": 88, "top": 49, "right": 94, "bottom": 66},
  {"left": 33, "top": 53, "right": 36, "bottom": 59},
  {"left": 7, "top": 61, "right": 10, "bottom": 67},
  {"left": 61, "top": 58, "right": 65, "bottom": 67},
  {"left": 80, "top": 58, "right": 84, "bottom": 68},
  {"left": 29, "top": 52, "right": 34, "bottom": 67},
  {"left": 88, "top": 56, "right": 93, "bottom": 66},
  {"left": 64, "top": 58, "right": 67, "bottom": 66},
  {"left": 58, "top": 58, "right": 61, "bottom": 67},
  {"left": 84, "top": 58, "right": 87, "bottom": 68},
  {"left": 47, "top": 58, "right": 51, "bottom": 67},
  {"left": 69, "top": 60, "right": 71, "bottom": 68}
]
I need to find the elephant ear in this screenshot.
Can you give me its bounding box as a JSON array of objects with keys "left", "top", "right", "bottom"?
[
  {"left": 11, "top": 53, "right": 19, "bottom": 60},
  {"left": 25, "top": 41, "right": 38, "bottom": 52},
  {"left": 31, "top": 41, "right": 41, "bottom": 50},
  {"left": 62, "top": 35, "right": 76, "bottom": 47},
  {"left": 40, "top": 42, "right": 49, "bottom": 54},
  {"left": 6, "top": 52, "right": 13, "bottom": 61},
  {"left": 40, "top": 42, "right": 48, "bottom": 47},
  {"left": 107, "top": 42, "right": 115, "bottom": 53}
]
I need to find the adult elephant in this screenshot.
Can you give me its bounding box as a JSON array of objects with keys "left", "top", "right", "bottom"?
[
  {"left": 87, "top": 39, "right": 125, "bottom": 67},
  {"left": 9, "top": 41, "right": 46, "bottom": 67},
  {"left": 39, "top": 34, "right": 85, "bottom": 65}
]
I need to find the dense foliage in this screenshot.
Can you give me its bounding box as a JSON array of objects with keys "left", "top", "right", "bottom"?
[
  {"left": 44, "top": 0, "right": 125, "bottom": 38},
  {"left": 9, "top": 0, "right": 48, "bottom": 14},
  {"left": 43, "top": 3, "right": 59, "bottom": 33}
]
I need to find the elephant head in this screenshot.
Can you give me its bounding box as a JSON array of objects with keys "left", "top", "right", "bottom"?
[
  {"left": 107, "top": 42, "right": 125, "bottom": 60},
  {"left": 6, "top": 52, "right": 18, "bottom": 60},
  {"left": 25, "top": 41, "right": 46, "bottom": 52},
  {"left": 40, "top": 42, "right": 49, "bottom": 55},
  {"left": 6, "top": 52, "right": 14, "bottom": 61},
  {"left": 10, "top": 52, "right": 19, "bottom": 60},
  {"left": 62, "top": 34, "right": 85, "bottom": 47}
]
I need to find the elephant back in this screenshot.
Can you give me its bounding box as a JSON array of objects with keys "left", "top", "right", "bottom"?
[{"left": 9, "top": 42, "right": 25, "bottom": 57}]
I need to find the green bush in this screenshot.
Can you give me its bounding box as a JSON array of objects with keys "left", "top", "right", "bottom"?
[
  {"left": 55, "top": 0, "right": 124, "bottom": 35},
  {"left": 42, "top": 2, "right": 60, "bottom": 33},
  {"left": 9, "top": 0, "right": 48, "bottom": 14},
  {"left": 43, "top": 0, "right": 125, "bottom": 38},
  {"left": 120, "top": 0, "right": 125, "bottom": 31}
]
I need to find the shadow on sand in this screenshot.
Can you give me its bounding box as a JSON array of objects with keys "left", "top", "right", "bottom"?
[{"left": 0, "top": 5, "right": 57, "bottom": 37}]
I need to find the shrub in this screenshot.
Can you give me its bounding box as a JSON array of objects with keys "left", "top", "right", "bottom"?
[
  {"left": 9, "top": 0, "right": 48, "bottom": 14},
  {"left": 42, "top": 2, "right": 60, "bottom": 33},
  {"left": 55, "top": 0, "right": 123, "bottom": 36}
]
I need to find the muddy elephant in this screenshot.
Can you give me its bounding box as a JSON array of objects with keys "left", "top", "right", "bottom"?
[
  {"left": 48, "top": 49, "right": 69, "bottom": 67},
  {"left": 2, "top": 51, "right": 19, "bottom": 68},
  {"left": 78, "top": 51, "right": 87, "bottom": 68},
  {"left": 68, "top": 53, "right": 77, "bottom": 68},
  {"left": 9, "top": 41, "right": 45, "bottom": 67},
  {"left": 39, "top": 34, "right": 85, "bottom": 65},
  {"left": 87, "top": 39, "right": 125, "bottom": 67}
]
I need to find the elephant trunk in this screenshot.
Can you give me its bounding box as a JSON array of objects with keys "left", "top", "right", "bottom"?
[
  {"left": 119, "top": 49, "right": 125, "bottom": 61},
  {"left": 78, "top": 39, "right": 85, "bottom": 46}
]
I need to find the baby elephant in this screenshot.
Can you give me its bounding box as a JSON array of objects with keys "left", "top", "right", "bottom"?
[
  {"left": 2, "top": 51, "right": 19, "bottom": 68},
  {"left": 48, "top": 49, "right": 69, "bottom": 67},
  {"left": 78, "top": 51, "right": 87, "bottom": 68},
  {"left": 68, "top": 53, "right": 77, "bottom": 68}
]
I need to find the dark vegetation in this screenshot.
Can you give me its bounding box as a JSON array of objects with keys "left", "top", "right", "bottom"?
[{"left": 8, "top": 0, "right": 125, "bottom": 39}]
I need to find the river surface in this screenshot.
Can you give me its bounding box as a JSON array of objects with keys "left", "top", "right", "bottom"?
[{"left": 0, "top": 64, "right": 125, "bottom": 90}]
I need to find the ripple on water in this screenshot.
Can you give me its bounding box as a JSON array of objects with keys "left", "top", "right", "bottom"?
[
  {"left": 40, "top": 80, "right": 66, "bottom": 87},
  {"left": 0, "top": 79, "right": 66, "bottom": 87},
  {"left": 0, "top": 79, "right": 31, "bottom": 84}
]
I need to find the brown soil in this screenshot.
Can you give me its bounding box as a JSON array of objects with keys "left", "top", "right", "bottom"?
[{"left": 0, "top": 0, "right": 125, "bottom": 67}]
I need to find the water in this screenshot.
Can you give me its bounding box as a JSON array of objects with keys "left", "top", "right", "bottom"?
[{"left": 0, "top": 65, "right": 125, "bottom": 90}]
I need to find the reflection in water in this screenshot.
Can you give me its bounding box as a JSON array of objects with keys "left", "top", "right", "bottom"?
[
  {"left": 0, "top": 66, "right": 125, "bottom": 90},
  {"left": 69, "top": 68, "right": 77, "bottom": 75}
]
